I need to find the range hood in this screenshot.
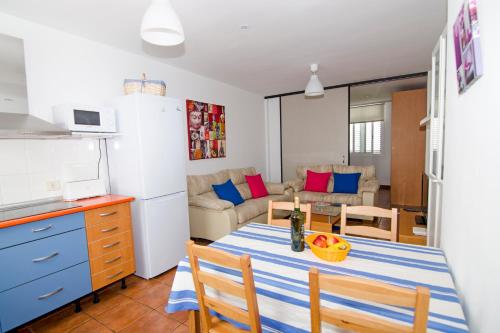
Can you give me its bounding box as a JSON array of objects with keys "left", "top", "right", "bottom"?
[{"left": 0, "top": 113, "right": 72, "bottom": 139}]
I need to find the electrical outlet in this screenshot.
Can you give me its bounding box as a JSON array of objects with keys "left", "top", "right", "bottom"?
[{"left": 46, "top": 180, "right": 61, "bottom": 192}]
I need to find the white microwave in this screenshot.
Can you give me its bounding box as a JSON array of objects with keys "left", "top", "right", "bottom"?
[{"left": 53, "top": 104, "right": 117, "bottom": 133}]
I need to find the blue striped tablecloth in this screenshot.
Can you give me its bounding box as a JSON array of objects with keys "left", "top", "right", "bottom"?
[{"left": 167, "top": 223, "right": 468, "bottom": 333}]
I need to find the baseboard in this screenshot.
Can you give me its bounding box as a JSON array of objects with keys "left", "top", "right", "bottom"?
[{"left": 380, "top": 185, "right": 391, "bottom": 190}]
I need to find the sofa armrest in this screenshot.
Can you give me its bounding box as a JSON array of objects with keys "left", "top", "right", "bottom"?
[
  {"left": 188, "top": 207, "right": 238, "bottom": 241},
  {"left": 266, "top": 182, "right": 285, "bottom": 195},
  {"left": 286, "top": 179, "right": 304, "bottom": 192},
  {"left": 359, "top": 178, "right": 380, "bottom": 194},
  {"left": 188, "top": 196, "right": 234, "bottom": 211}
]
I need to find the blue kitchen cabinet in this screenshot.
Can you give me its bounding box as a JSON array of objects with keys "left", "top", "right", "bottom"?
[{"left": 0, "top": 213, "right": 91, "bottom": 332}]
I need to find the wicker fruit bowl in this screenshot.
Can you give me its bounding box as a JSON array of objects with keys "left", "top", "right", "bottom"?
[{"left": 305, "top": 233, "right": 351, "bottom": 262}]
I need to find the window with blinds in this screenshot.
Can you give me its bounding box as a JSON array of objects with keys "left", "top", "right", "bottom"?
[{"left": 349, "top": 121, "right": 383, "bottom": 154}]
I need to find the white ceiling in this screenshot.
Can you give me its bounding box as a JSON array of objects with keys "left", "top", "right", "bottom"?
[
  {"left": 0, "top": 0, "right": 446, "bottom": 96},
  {"left": 350, "top": 76, "right": 428, "bottom": 105}
]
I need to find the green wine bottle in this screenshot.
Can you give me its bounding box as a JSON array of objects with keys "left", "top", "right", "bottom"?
[{"left": 290, "top": 196, "right": 305, "bottom": 252}]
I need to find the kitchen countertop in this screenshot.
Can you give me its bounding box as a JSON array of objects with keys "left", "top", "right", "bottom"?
[{"left": 0, "top": 195, "right": 135, "bottom": 229}]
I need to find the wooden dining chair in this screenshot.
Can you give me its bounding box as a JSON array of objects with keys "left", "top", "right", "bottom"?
[
  {"left": 309, "top": 267, "right": 430, "bottom": 333},
  {"left": 340, "top": 204, "right": 398, "bottom": 242},
  {"left": 186, "top": 240, "right": 262, "bottom": 333},
  {"left": 267, "top": 200, "right": 312, "bottom": 230}
]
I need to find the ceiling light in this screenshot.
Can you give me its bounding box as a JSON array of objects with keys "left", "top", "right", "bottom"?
[
  {"left": 141, "top": 0, "right": 185, "bottom": 46},
  {"left": 305, "top": 64, "right": 324, "bottom": 97}
]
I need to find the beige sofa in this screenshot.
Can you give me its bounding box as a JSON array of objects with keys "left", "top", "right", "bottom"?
[
  {"left": 287, "top": 164, "right": 380, "bottom": 207},
  {"left": 187, "top": 167, "right": 293, "bottom": 241}
]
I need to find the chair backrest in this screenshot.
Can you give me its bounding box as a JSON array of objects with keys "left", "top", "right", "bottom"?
[
  {"left": 340, "top": 204, "right": 398, "bottom": 242},
  {"left": 186, "top": 240, "right": 262, "bottom": 333},
  {"left": 309, "top": 267, "right": 430, "bottom": 333},
  {"left": 267, "top": 201, "right": 312, "bottom": 230}
]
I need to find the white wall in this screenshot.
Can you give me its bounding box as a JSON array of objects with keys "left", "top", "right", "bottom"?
[
  {"left": 264, "top": 97, "right": 282, "bottom": 182},
  {"left": 0, "top": 12, "right": 266, "bottom": 205},
  {"left": 440, "top": 1, "right": 500, "bottom": 332},
  {"left": 281, "top": 88, "right": 349, "bottom": 181},
  {"left": 350, "top": 102, "right": 392, "bottom": 185}
]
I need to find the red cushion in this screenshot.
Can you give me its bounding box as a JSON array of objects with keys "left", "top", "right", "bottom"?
[
  {"left": 245, "top": 174, "right": 269, "bottom": 198},
  {"left": 304, "top": 170, "right": 331, "bottom": 193}
]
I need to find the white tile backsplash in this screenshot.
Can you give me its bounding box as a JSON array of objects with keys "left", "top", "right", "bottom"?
[
  {"left": 0, "top": 175, "right": 31, "bottom": 205},
  {"left": 0, "top": 140, "right": 28, "bottom": 175},
  {"left": 25, "top": 140, "right": 56, "bottom": 174},
  {"left": 0, "top": 138, "right": 108, "bottom": 205}
]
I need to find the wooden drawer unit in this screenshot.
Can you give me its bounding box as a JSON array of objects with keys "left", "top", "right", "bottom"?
[
  {"left": 84, "top": 202, "right": 135, "bottom": 291},
  {"left": 90, "top": 246, "right": 133, "bottom": 273},
  {"left": 91, "top": 260, "right": 135, "bottom": 291},
  {"left": 88, "top": 231, "right": 133, "bottom": 259},
  {"left": 85, "top": 203, "right": 131, "bottom": 241}
]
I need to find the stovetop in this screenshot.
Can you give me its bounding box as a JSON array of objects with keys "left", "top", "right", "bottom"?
[{"left": 0, "top": 200, "right": 82, "bottom": 222}]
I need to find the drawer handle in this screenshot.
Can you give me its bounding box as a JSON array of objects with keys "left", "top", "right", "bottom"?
[
  {"left": 32, "top": 224, "right": 53, "bottom": 233},
  {"left": 107, "top": 270, "right": 123, "bottom": 280},
  {"left": 105, "top": 255, "right": 122, "bottom": 264},
  {"left": 101, "top": 226, "right": 119, "bottom": 233},
  {"left": 103, "top": 241, "right": 120, "bottom": 249},
  {"left": 99, "top": 211, "right": 117, "bottom": 217},
  {"left": 32, "top": 252, "right": 59, "bottom": 263},
  {"left": 38, "top": 287, "right": 64, "bottom": 300}
]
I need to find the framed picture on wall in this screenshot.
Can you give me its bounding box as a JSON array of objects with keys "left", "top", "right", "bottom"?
[
  {"left": 453, "top": 0, "right": 483, "bottom": 93},
  {"left": 186, "top": 99, "right": 226, "bottom": 160}
]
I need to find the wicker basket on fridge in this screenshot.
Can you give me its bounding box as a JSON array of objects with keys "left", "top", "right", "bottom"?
[{"left": 123, "top": 73, "right": 166, "bottom": 96}]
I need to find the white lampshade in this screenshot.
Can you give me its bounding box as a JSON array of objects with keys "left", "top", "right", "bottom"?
[
  {"left": 141, "top": 0, "right": 185, "bottom": 46},
  {"left": 305, "top": 64, "right": 325, "bottom": 97},
  {"left": 305, "top": 74, "right": 325, "bottom": 97}
]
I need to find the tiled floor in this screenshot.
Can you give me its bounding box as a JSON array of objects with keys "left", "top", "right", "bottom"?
[{"left": 19, "top": 268, "right": 187, "bottom": 333}]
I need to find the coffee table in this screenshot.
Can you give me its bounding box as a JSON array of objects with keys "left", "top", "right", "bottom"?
[{"left": 305, "top": 201, "right": 341, "bottom": 233}]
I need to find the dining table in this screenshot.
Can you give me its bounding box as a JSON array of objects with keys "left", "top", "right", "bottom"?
[{"left": 166, "top": 223, "right": 468, "bottom": 333}]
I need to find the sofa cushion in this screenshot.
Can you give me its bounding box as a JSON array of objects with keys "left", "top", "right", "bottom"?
[
  {"left": 229, "top": 167, "right": 256, "bottom": 185},
  {"left": 187, "top": 170, "right": 229, "bottom": 196},
  {"left": 333, "top": 172, "right": 362, "bottom": 194},
  {"left": 245, "top": 174, "right": 269, "bottom": 198},
  {"left": 323, "top": 193, "right": 362, "bottom": 205},
  {"left": 266, "top": 182, "right": 285, "bottom": 195},
  {"left": 234, "top": 194, "right": 290, "bottom": 223},
  {"left": 296, "top": 164, "right": 333, "bottom": 180},
  {"left": 295, "top": 191, "right": 329, "bottom": 203},
  {"left": 188, "top": 196, "right": 234, "bottom": 211},
  {"left": 304, "top": 170, "right": 331, "bottom": 192},
  {"left": 235, "top": 183, "right": 252, "bottom": 200},
  {"left": 212, "top": 180, "right": 244, "bottom": 205},
  {"left": 333, "top": 164, "right": 375, "bottom": 180},
  {"left": 295, "top": 191, "right": 362, "bottom": 206}
]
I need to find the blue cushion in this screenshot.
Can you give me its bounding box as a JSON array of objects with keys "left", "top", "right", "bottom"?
[
  {"left": 333, "top": 173, "right": 361, "bottom": 194},
  {"left": 212, "top": 179, "right": 244, "bottom": 205}
]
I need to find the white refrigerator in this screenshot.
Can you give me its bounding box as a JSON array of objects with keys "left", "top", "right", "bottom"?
[{"left": 107, "top": 94, "right": 189, "bottom": 279}]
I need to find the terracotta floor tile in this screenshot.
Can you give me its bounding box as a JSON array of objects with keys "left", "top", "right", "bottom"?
[
  {"left": 30, "top": 307, "right": 91, "bottom": 333},
  {"left": 119, "top": 310, "right": 181, "bottom": 333},
  {"left": 82, "top": 289, "right": 134, "bottom": 317},
  {"left": 173, "top": 324, "right": 189, "bottom": 333},
  {"left": 69, "top": 319, "right": 112, "bottom": 333},
  {"left": 119, "top": 276, "right": 158, "bottom": 298},
  {"left": 154, "top": 268, "right": 177, "bottom": 286},
  {"left": 156, "top": 309, "right": 189, "bottom": 324},
  {"left": 95, "top": 299, "right": 151, "bottom": 332},
  {"left": 135, "top": 282, "right": 172, "bottom": 309}
]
